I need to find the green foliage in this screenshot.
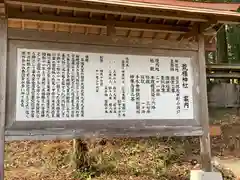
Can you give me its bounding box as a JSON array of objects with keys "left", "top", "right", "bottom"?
[{"left": 190, "top": 0, "right": 240, "bottom": 63}]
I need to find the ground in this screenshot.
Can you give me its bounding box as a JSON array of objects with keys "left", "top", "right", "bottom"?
[{"left": 4, "top": 108, "right": 240, "bottom": 180}]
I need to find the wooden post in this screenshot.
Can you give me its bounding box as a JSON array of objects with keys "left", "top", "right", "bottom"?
[
  {"left": 72, "top": 139, "right": 89, "bottom": 170},
  {"left": 198, "top": 34, "right": 212, "bottom": 172},
  {"left": 0, "top": 4, "right": 7, "bottom": 179}
]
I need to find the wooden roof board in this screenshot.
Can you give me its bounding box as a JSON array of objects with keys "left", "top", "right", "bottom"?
[
  {"left": 5, "top": 0, "right": 239, "bottom": 23},
  {"left": 79, "top": 0, "right": 240, "bottom": 22},
  {"left": 5, "top": 0, "right": 223, "bottom": 47},
  {"left": 106, "top": 0, "right": 240, "bottom": 11}
]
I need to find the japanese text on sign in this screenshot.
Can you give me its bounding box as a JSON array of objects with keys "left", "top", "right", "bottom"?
[{"left": 16, "top": 49, "right": 194, "bottom": 121}]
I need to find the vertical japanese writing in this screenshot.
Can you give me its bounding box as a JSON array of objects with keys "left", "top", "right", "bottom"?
[
  {"left": 100, "top": 55, "right": 103, "bottom": 63},
  {"left": 25, "top": 52, "right": 31, "bottom": 118},
  {"left": 80, "top": 56, "right": 86, "bottom": 117},
  {"left": 170, "top": 59, "right": 174, "bottom": 71},
  {"left": 46, "top": 53, "right": 51, "bottom": 118},
  {"left": 96, "top": 70, "right": 99, "bottom": 92},
  {"left": 176, "top": 76, "right": 180, "bottom": 114},
  {"left": 41, "top": 52, "right": 46, "bottom": 118},
  {"left": 155, "top": 76, "right": 160, "bottom": 97},
  {"left": 150, "top": 58, "right": 160, "bottom": 72},
  {"left": 17, "top": 50, "right": 193, "bottom": 120},
  {"left": 20, "top": 51, "right": 26, "bottom": 110},
  {"left": 51, "top": 52, "right": 56, "bottom": 118},
  {"left": 113, "top": 86, "right": 117, "bottom": 113},
  {"left": 130, "top": 75, "right": 135, "bottom": 101},
  {"left": 175, "top": 60, "right": 179, "bottom": 72},
  {"left": 56, "top": 53, "right": 61, "bottom": 118},
  {"left": 183, "top": 95, "right": 189, "bottom": 109},
  {"left": 171, "top": 76, "right": 175, "bottom": 93},
  {"left": 182, "top": 63, "right": 189, "bottom": 88},
  {"left": 61, "top": 53, "right": 66, "bottom": 118},
  {"left": 161, "top": 76, "right": 165, "bottom": 93},
  {"left": 104, "top": 86, "right": 108, "bottom": 113},
  {"left": 30, "top": 52, "right": 36, "bottom": 118},
  {"left": 136, "top": 75, "right": 140, "bottom": 114},
  {"left": 151, "top": 76, "right": 156, "bottom": 110},
  {"left": 36, "top": 52, "right": 41, "bottom": 118},
  {"left": 165, "top": 76, "right": 170, "bottom": 93},
  {"left": 75, "top": 54, "right": 80, "bottom": 117},
  {"left": 66, "top": 54, "right": 71, "bottom": 118},
  {"left": 170, "top": 59, "right": 179, "bottom": 72},
  {"left": 121, "top": 59, "right": 126, "bottom": 117},
  {"left": 100, "top": 69, "right": 104, "bottom": 87},
  {"left": 70, "top": 53, "right": 75, "bottom": 118}
]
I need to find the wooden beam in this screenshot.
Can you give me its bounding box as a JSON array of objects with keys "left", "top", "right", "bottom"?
[
  {"left": 126, "top": 30, "right": 131, "bottom": 37},
  {"left": 0, "top": 3, "right": 5, "bottom": 17},
  {"left": 8, "top": 11, "right": 191, "bottom": 33},
  {"left": 147, "top": 17, "right": 152, "bottom": 23},
  {"left": 118, "top": 14, "right": 123, "bottom": 21},
  {"left": 139, "top": 31, "right": 144, "bottom": 38},
  {"left": 179, "top": 23, "right": 199, "bottom": 41},
  {"left": 198, "top": 34, "right": 212, "bottom": 172},
  {"left": 207, "top": 73, "right": 240, "bottom": 79},
  {"left": 176, "top": 34, "right": 184, "bottom": 41},
  {"left": 0, "top": 8, "right": 7, "bottom": 180},
  {"left": 152, "top": 32, "right": 158, "bottom": 39},
  {"left": 206, "top": 64, "right": 240, "bottom": 71},
  {"left": 20, "top": 4, "right": 24, "bottom": 12},
  {"left": 6, "top": 0, "right": 209, "bottom": 22},
  {"left": 99, "top": 28, "right": 103, "bottom": 35},
  {"left": 84, "top": 27, "right": 88, "bottom": 35},
  {"left": 72, "top": 10, "right": 76, "bottom": 17},
  {"left": 88, "top": 12, "right": 92, "bottom": 19},
  {"left": 164, "top": 33, "right": 171, "bottom": 40},
  {"left": 8, "top": 28, "right": 199, "bottom": 51},
  {"left": 106, "top": 24, "right": 116, "bottom": 36},
  {"left": 205, "top": 42, "right": 216, "bottom": 51}
]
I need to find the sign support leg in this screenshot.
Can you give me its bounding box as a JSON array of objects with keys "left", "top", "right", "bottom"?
[
  {"left": 198, "top": 34, "right": 212, "bottom": 171},
  {"left": 0, "top": 11, "right": 7, "bottom": 180}
]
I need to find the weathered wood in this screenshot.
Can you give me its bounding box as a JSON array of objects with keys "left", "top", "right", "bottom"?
[
  {"left": 8, "top": 11, "right": 191, "bottom": 33},
  {"left": 6, "top": 0, "right": 208, "bottom": 22},
  {"left": 8, "top": 29, "right": 198, "bottom": 51},
  {"left": 206, "top": 64, "right": 240, "bottom": 71},
  {"left": 72, "top": 139, "right": 89, "bottom": 170},
  {"left": 208, "top": 83, "right": 240, "bottom": 108},
  {"left": 207, "top": 73, "right": 240, "bottom": 79},
  {"left": 198, "top": 34, "right": 212, "bottom": 172},
  {"left": 6, "top": 0, "right": 240, "bottom": 24},
  {"left": 0, "top": 11, "right": 7, "bottom": 180}
]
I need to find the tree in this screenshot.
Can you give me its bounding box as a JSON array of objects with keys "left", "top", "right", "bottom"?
[{"left": 191, "top": 0, "right": 240, "bottom": 63}]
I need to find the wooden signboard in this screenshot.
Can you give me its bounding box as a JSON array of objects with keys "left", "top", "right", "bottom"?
[
  {"left": 4, "top": 0, "right": 239, "bottom": 175},
  {"left": 5, "top": 39, "right": 201, "bottom": 140}
]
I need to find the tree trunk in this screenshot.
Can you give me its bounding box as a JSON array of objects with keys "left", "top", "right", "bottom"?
[
  {"left": 72, "top": 139, "right": 89, "bottom": 170},
  {"left": 217, "top": 25, "right": 228, "bottom": 64}
]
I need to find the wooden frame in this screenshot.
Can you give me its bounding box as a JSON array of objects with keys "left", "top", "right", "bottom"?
[
  {"left": 0, "top": 17, "right": 7, "bottom": 180},
  {"left": 6, "top": 31, "right": 202, "bottom": 141},
  {"left": 198, "top": 34, "right": 211, "bottom": 171}
]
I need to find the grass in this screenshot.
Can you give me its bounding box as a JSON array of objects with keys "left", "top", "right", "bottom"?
[
  {"left": 4, "top": 138, "right": 195, "bottom": 180},
  {"left": 4, "top": 108, "right": 240, "bottom": 180}
]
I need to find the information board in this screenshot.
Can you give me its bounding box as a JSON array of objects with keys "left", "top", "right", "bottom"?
[{"left": 16, "top": 48, "right": 194, "bottom": 121}]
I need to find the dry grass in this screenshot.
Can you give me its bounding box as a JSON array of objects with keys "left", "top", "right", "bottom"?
[
  {"left": 5, "top": 138, "right": 194, "bottom": 180},
  {"left": 4, "top": 109, "right": 239, "bottom": 180},
  {"left": 5, "top": 141, "right": 73, "bottom": 180}
]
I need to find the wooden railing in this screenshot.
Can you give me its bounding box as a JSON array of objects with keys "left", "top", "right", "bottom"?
[{"left": 206, "top": 64, "right": 240, "bottom": 79}]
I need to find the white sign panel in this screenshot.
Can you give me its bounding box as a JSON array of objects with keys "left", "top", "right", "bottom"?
[{"left": 16, "top": 48, "right": 194, "bottom": 121}]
